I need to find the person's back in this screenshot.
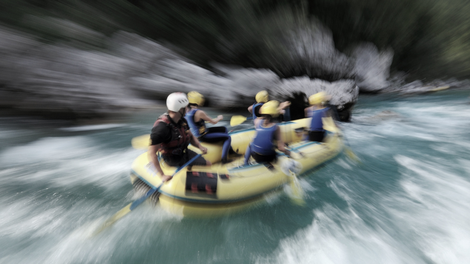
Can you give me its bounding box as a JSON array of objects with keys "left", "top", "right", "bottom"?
[
  {"left": 251, "top": 121, "right": 277, "bottom": 156},
  {"left": 186, "top": 108, "right": 207, "bottom": 137},
  {"left": 305, "top": 92, "right": 331, "bottom": 142},
  {"left": 186, "top": 91, "right": 240, "bottom": 164},
  {"left": 244, "top": 100, "right": 290, "bottom": 165},
  {"left": 308, "top": 107, "right": 329, "bottom": 130}
]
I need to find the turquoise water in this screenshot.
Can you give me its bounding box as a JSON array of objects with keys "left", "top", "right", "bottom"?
[{"left": 1, "top": 91, "right": 470, "bottom": 264}]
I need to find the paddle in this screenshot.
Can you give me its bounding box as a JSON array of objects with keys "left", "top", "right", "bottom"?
[
  {"left": 281, "top": 158, "right": 304, "bottom": 206},
  {"left": 342, "top": 135, "right": 360, "bottom": 162},
  {"left": 230, "top": 116, "right": 253, "bottom": 126},
  {"left": 324, "top": 106, "right": 360, "bottom": 162},
  {"left": 92, "top": 154, "right": 202, "bottom": 236},
  {"left": 322, "top": 117, "right": 359, "bottom": 162},
  {"left": 288, "top": 171, "right": 305, "bottom": 206}
]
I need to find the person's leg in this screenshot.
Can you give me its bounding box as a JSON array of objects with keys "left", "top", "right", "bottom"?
[
  {"left": 205, "top": 126, "right": 227, "bottom": 134},
  {"left": 308, "top": 131, "right": 325, "bottom": 142},
  {"left": 186, "top": 149, "right": 211, "bottom": 166},
  {"left": 207, "top": 127, "right": 239, "bottom": 153},
  {"left": 252, "top": 152, "right": 277, "bottom": 164},
  {"left": 162, "top": 155, "right": 181, "bottom": 167},
  {"left": 199, "top": 128, "right": 232, "bottom": 161},
  {"left": 244, "top": 144, "right": 252, "bottom": 165}
]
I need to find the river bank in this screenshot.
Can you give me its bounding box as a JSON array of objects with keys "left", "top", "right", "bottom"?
[{"left": 1, "top": 24, "right": 468, "bottom": 123}]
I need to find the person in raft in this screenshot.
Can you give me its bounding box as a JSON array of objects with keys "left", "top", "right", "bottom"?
[
  {"left": 244, "top": 100, "right": 291, "bottom": 165},
  {"left": 185, "top": 91, "right": 241, "bottom": 164},
  {"left": 304, "top": 91, "right": 333, "bottom": 142},
  {"left": 148, "top": 92, "right": 210, "bottom": 182},
  {"left": 248, "top": 90, "right": 291, "bottom": 121}
]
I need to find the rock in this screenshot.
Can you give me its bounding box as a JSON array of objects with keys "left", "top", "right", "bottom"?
[
  {"left": 283, "top": 23, "right": 354, "bottom": 80},
  {"left": 352, "top": 43, "right": 393, "bottom": 93},
  {"left": 0, "top": 24, "right": 360, "bottom": 121},
  {"left": 269, "top": 78, "right": 359, "bottom": 121}
]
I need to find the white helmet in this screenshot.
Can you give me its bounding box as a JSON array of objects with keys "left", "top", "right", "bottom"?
[{"left": 166, "top": 92, "right": 189, "bottom": 112}]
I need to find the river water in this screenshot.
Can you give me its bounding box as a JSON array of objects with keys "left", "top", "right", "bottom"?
[{"left": 1, "top": 90, "right": 470, "bottom": 264}]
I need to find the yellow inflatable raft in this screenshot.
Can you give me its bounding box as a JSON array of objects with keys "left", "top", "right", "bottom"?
[{"left": 130, "top": 117, "right": 343, "bottom": 216}]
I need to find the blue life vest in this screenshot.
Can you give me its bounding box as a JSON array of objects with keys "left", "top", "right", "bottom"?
[
  {"left": 309, "top": 107, "right": 329, "bottom": 131},
  {"left": 251, "top": 122, "right": 277, "bottom": 155},
  {"left": 185, "top": 109, "right": 206, "bottom": 137},
  {"left": 252, "top": 103, "right": 264, "bottom": 120}
]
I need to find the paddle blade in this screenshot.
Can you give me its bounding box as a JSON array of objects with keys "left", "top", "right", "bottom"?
[
  {"left": 130, "top": 188, "right": 158, "bottom": 210},
  {"left": 281, "top": 159, "right": 302, "bottom": 175},
  {"left": 91, "top": 203, "right": 132, "bottom": 236},
  {"left": 91, "top": 154, "right": 200, "bottom": 236},
  {"left": 281, "top": 159, "right": 304, "bottom": 205},
  {"left": 91, "top": 187, "right": 158, "bottom": 236},
  {"left": 131, "top": 134, "right": 151, "bottom": 149},
  {"left": 230, "top": 115, "right": 248, "bottom": 126},
  {"left": 345, "top": 146, "right": 360, "bottom": 162},
  {"left": 289, "top": 172, "right": 305, "bottom": 206},
  {"left": 322, "top": 117, "right": 339, "bottom": 133}
]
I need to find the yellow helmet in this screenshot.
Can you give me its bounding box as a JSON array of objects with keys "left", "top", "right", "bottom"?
[
  {"left": 187, "top": 91, "right": 205, "bottom": 106},
  {"left": 309, "top": 91, "right": 329, "bottom": 105},
  {"left": 260, "top": 100, "right": 280, "bottom": 117},
  {"left": 255, "top": 90, "right": 269, "bottom": 103}
]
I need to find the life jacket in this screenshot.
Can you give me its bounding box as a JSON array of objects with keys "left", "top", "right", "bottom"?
[
  {"left": 251, "top": 121, "right": 277, "bottom": 155},
  {"left": 252, "top": 103, "right": 264, "bottom": 120},
  {"left": 185, "top": 109, "right": 206, "bottom": 137},
  {"left": 309, "top": 107, "right": 329, "bottom": 131},
  {"left": 153, "top": 113, "right": 191, "bottom": 156}
]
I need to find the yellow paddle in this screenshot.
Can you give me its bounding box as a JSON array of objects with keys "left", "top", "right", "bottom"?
[
  {"left": 289, "top": 171, "right": 305, "bottom": 206},
  {"left": 91, "top": 154, "right": 202, "bottom": 236},
  {"left": 230, "top": 116, "right": 253, "bottom": 126},
  {"left": 322, "top": 117, "right": 359, "bottom": 162},
  {"left": 91, "top": 182, "right": 163, "bottom": 237},
  {"left": 342, "top": 135, "right": 360, "bottom": 162},
  {"left": 281, "top": 157, "right": 305, "bottom": 206}
]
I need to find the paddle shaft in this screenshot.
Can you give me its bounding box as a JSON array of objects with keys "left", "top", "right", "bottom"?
[
  {"left": 129, "top": 153, "right": 202, "bottom": 210},
  {"left": 93, "top": 154, "right": 203, "bottom": 236}
]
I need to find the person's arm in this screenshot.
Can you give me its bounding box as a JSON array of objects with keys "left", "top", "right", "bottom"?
[
  {"left": 197, "top": 110, "right": 223, "bottom": 125},
  {"left": 189, "top": 130, "right": 208, "bottom": 155},
  {"left": 147, "top": 144, "right": 173, "bottom": 182},
  {"left": 254, "top": 117, "right": 262, "bottom": 127},
  {"left": 277, "top": 101, "right": 291, "bottom": 115},
  {"left": 325, "top": 108, "right": 332, "bottom": 118},
  {"left": 324, "top": 106, "right": 342, "bottom": 129},
  {"left": 254, "top": 104, "right": 263, "bottom": 118},
  {"left": 275, "top": 126, "right": 290, "bottom": 155},
  {"left": 248, "top": 105, "right": 253, "bottom": 114},
  {"left": 148, "top": 123, "right": 174, "bottom": 182},
  {"left": 325, "top": 104, "right": 338, "bottom": 120},
  {"left": 279, "top": 101, "right": 291, "bottom": 111}
]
